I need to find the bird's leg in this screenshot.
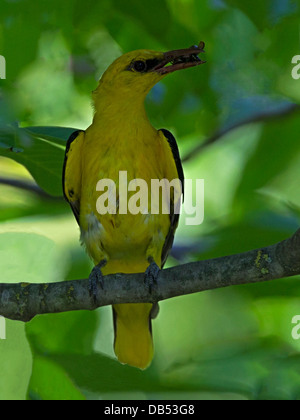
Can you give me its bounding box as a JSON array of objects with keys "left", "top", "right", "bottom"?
[
  {"left": 150, "top": 302, "right": 160, "bottom": 319},
  {"left": 88, "top": 259, "right": 107, "bottom": 303},
  {"left": 144, "top": 256, "right": 161, "bottom": 293}
]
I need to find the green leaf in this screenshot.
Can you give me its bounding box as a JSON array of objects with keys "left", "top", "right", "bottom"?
[
  {"left": 49, "top": 337, "right": 300, "bottom": 400},
  {"left": 50, "top": 353, "right": 165, "bottom": 396},
  {"left": 164, "top": 337, "right": 300, "bottom": 400},
  {"left": 25, "top": 301, "right": 99, "bottom": 400},
  {"left": 0, "top": 232, "right": 67, "bottom": 284},
  {"left": 0, "top": 232, "right": 69, "bottom": 400},
  {"left": 26, "top": 311, "right": 98, "bottom": 356},
  {"left": 28, "top": 356, "right": 85, "bottom": 400},
  {"left": 0, "top": 320, "right": 32, "bottom": 401},
  {"left": 0, "top": 125, "right": 15, "bottom": 149},
  {"left": 0, "top": 125, "right": 77, "bottom": 196},
  {"left": 24, "top": 126, "right": 77, "bottom": 147},
  {"left": 234, "top": 110, "right": 300, "bottom": 212}
]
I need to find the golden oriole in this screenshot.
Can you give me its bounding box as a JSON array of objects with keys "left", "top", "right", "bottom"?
[{"left": 63, "top": 44, "right": 205, "bottom": 369}]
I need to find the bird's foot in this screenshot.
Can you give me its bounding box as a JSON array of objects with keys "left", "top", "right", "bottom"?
[
  {"left": 88, "top": 259, "right": 107, "bottom": 304},
  {"left": 144, "top": 258, "right": 160, "bottom": 293}
]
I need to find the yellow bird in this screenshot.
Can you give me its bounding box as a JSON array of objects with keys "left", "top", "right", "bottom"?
[{"left": 63, "top": 44, "right": 205, "bottom": 369}]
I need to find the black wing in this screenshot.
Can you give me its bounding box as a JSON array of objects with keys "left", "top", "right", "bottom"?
[
  {"left": 62, "top": 129, "right": 84, "bottom": 225},
  {"left": 159, "top": 128, "right": 185, "bottom": 267}
]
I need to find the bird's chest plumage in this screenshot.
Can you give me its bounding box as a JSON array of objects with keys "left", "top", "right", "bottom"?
[{"left": 79, "top": 122, "right": 173, "bottom": 266}]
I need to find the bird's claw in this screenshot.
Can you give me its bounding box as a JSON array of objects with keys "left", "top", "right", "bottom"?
[
  {"left": 144, "top": 261, "right": 160, "bottom": 293},
  {"left": 88, "top": 260, "right": 107, "bottom": 303}
]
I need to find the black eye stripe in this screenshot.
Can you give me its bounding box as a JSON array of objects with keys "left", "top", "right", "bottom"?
[
  {"left": 127, "top": 58, "right": 162, "bottom": 73},
  {"left": 145, "top": 58, "right": 161, "bottom": 69}
]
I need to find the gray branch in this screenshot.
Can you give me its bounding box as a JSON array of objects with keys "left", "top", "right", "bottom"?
[
  {"left": 182, "top": 104, "right": 300, "bottom": 162},
  {"left": 0, "top": 177, "right": 63, "bottom": 201},
  {"left": 1, "top": 228, "right": 300, "bottom": 322}
]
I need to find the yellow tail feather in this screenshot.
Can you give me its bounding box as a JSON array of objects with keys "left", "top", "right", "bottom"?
[{"left": 113, "top": 303, "right": 154, "bottom": 370}]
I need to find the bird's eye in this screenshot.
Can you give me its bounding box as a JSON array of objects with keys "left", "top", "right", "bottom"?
[{"left": 133, "top": 61, "right": 147, "bottom": 73}]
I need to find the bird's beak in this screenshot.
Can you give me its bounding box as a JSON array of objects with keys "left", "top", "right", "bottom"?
[{"left": 153, "top": 42, "right": 206, "bottom": 75}]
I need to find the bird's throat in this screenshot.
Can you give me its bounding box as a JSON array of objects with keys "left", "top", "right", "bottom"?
[{"left": 92, "top": 92, "right": 153, "bottom": 134}]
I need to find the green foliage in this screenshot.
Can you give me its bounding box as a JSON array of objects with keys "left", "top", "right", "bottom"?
[
  {"left": 0, "top": 0, "right": 300, "bottom": 401},
  {"left": 0, "top": 124, "right": 72, "bottom": 196}
]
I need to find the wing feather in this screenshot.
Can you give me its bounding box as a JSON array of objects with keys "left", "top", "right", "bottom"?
[
  {"left": 159, "top": 129, "right": 184, "bottom": 267},
  {"left": 62, "top": 130, "right": 85, "bottom": 225}
]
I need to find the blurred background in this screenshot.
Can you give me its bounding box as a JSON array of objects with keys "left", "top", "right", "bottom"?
[{"left": 1, "top": 0, "right": 300, "bottom": 400}]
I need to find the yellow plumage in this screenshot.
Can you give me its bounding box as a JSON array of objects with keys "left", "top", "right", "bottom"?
[{"left": 63, "top": 46, "right": 204, "bottom": 369}]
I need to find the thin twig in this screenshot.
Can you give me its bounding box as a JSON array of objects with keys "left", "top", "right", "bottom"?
[
  {"left": 0, "top": 177, "right": 63, "bottom": 201},
  {"left": 182, "top": 103, "right": 300, "bottom": 162}
]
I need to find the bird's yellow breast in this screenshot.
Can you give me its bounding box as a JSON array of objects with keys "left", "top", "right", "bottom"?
[{"left": 79, "top": 115, "right": 178, "bottom": 274}]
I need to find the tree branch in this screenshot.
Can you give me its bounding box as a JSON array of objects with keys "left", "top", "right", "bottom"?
[
  {"left": 1, "top": 229, "right": 300, "bottom": 322},
  {"left": 182, "top": 103, "right": 300, "bottom": 162},
  {"left": 0, "top": 177, "right": 63, "bottom": 201}
]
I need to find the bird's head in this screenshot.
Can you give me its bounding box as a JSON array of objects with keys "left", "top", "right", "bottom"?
[{"left": 93, "top": 43, "right": 206, "bottom": 104}]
